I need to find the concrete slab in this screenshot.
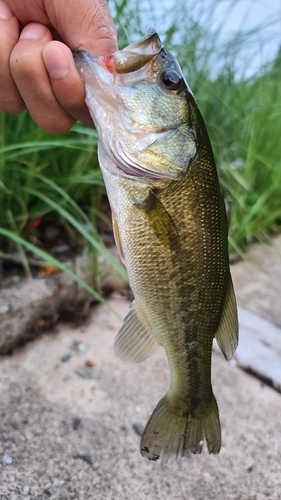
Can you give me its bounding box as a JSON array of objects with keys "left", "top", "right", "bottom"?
[
  {"left": 1, "top": 297, "right": 281, "bottom": 499},
  {"left": 0, "top": 250, "right": 127, "bottom": 355},
  {"left": 213, "top": 306, "right": 281, "bottom": 393},
  {"left": 236, "top": 307, "right": 281, "bottom": 392},
  {"left": 231, "top": 235, "right": 281, "bottom": 327}
]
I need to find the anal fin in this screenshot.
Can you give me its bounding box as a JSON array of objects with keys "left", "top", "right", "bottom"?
[
  {"left": 215, "top": 275, "right": 239, "bottom": 360},
  {"left": 114, "top": 301, "right": 160, "bottom": 363}
]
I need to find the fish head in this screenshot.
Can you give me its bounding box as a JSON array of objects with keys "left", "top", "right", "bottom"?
[{"left": 73, "top": 30, "right": 198, "bottom": 183}]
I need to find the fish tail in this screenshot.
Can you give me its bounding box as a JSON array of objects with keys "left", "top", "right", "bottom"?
[{"left": 140, "top": 392, "right": 221, "bottom": 462}]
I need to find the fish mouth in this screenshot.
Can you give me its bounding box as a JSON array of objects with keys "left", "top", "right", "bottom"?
[
  {"left": 73, "top": 31, "right": 186, "bottom": 183},
  {"left": 73, "top": 29, "right": 162, "bottom": 77},
  {"left": 72, "top": 50, "right": 101, "bottom": 76}
]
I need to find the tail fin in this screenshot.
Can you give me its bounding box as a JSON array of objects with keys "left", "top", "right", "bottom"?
[{"left": 140, "top": 393, "right": 221, "bottom": 462}]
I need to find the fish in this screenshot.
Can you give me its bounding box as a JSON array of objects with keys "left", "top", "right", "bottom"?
[{"left": 73, "top": 29, "right": 238, "bottom": 461}]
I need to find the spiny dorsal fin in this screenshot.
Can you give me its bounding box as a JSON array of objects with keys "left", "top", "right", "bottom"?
[
  {"left": 114, "top": 301, "right": 160, "bottom": 363},
  {"left": 215, "top": 276, "right": 239, "bottom": 360}
]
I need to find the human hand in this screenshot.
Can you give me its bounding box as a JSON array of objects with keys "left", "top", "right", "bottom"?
[{"left": 0, "top": 0, "right": 117, "bottom": 132}]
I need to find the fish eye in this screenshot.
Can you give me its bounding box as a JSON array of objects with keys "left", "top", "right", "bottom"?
[{"left": 159, "top": 70, "right": 182, "bottom": 91}]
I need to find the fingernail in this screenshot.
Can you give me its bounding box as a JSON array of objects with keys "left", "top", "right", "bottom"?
[
  {"left": 43, "top": 44, "right": 69, "bottom": 79},
  {"left": 0, "top": 1, "right": 13, "bottom": 19},
  {"left": 20, "top": 23, "right": 46, "bottom": 40}
]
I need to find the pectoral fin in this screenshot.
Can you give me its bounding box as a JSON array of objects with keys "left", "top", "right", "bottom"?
[
  {"left": 114, "top": 301, "right": 160, "bottom": 363},
  {"left": 215, "top": 276, "right": 239, "bottom": 360},
  {"left": 111, "top": 211, "right": 125, "bottom": 264},
  {"left": 136, "top": 192, "right": 179, "bottom": 250}
]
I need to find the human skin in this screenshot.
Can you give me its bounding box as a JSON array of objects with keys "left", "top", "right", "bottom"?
[{"left": 0, "top": 0, "right": 118, "bottom": 132}]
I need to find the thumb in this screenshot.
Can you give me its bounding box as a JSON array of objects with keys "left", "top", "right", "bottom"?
[{"left": 44, "top": 0, "right": 118, "bottom": 55}]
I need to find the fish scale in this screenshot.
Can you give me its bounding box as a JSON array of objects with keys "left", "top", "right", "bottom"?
[{"left": 74, "top": 29, "right": 238, "bottom": 461}]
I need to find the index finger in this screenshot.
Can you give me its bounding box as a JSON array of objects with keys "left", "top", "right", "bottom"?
[{"left": 44, "top": 0, "right": 118, "bottom": 54}]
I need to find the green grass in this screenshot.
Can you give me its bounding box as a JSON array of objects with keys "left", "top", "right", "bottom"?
[
  {"left": 112, "top": 0, "right": 281, "bottom": 258},
  {"left": 0, "top": 112, "right": 127, "bottom": 290},
  {"left": 0, "top": 0, "right": 280, "bottom": 284}
]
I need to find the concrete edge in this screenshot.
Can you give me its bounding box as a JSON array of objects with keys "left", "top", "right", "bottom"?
[
  {"left": 2, "top": 249, "right": 281, "bottom": 397},
  {"left": 0, "top": 247, "right": 128, "bottom": 355}
]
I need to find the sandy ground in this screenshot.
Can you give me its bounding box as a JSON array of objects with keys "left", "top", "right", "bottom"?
[{"left": 0, "top": 295, "right": 281, "bottom": 500}]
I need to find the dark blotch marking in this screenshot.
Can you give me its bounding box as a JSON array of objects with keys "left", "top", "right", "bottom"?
[
  {"left": 73, "top": 453, "right": 93, "bottom": 466},
  {"left": 72, "top": 417, "right": 81, "bottom": 430},
  {"left": 142, "top": 446, "right": 149, "bottom": 454}
]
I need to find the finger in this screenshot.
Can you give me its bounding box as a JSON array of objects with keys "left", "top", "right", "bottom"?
[
  {"left": 4, "top": 0, "right": 118, "bottom": 55},
  {"left": 10, "top": 23, "right": 76, "bottom": 133},
  {"left": 45, "top": 0, "right": 118, "bottom": 55},
  {"left": 0, "top": 0, "right": 25, "bottom": 113},
  {"left": 42, "top": 41, "right": 94, "bottom": 128}
]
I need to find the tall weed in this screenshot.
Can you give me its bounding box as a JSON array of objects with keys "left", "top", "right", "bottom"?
[{"left": 0, "top": 0, "right": 280, "bottom": 276}]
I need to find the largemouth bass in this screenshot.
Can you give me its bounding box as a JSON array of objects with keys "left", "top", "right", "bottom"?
[{"left": 73, "top": 29, "right": 238, "bottom": 461}]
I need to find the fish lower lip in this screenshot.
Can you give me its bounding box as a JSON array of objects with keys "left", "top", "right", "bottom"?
[
  {"left": 72, "top": 49, "right": 100, "bottom": 68},
  {"left": 72, "top": 49, "right": 84, "bottom": 62}
]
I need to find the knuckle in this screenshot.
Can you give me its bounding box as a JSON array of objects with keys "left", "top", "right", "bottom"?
[
  {"left": 33, "top": 112, "right": 75, "bottom": 134},
  {"left": 0, "top": 89, "right": 26, "bottom": 114},
  {"left": 0, "top": 101, "right": 26, "bottom": 114}
]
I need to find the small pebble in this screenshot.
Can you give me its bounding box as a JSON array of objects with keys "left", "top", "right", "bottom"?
[
  {"left": 0, "top": 305, "right": 9, "bottom": 314},
  {"left": 43, "top": 489, "right": 51, "bottom": 497},
  {"left": 76, "top": 365, "right": 100, "bottom": 380},
  {"left": 53, "top": 244, "right": 70, "bottom": 253},
  {"left": 72, "top": 417, "right": 81, "bottom": 430},
  {"left": 78, "top": 342, "right": 87, "bottom": 353},
  {"left": 60, "top": 353, "right": 72, "bottom": 362},
  {"left": 85, "top": 360, "right": 94, "bottom": 368},
  {"left": 62, "top": 374, "right": 72, "bottom": 382},
  {"left": 132, "top": 423, "right": 145, "bottom": 436},
  {"left": 3, "top": 454, "right": 13, "bottom": 465},
  {"left": 73, "top": 453, "right": 93, "bottom": 466}
]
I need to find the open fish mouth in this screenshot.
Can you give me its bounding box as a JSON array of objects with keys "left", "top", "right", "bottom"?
[
  {"left": 73, "top": 29, "right": 197, "bottom": 181},
  {"left": 72, "top": 28, "right": 162, "bottom": 81},
  {"left": 73, "top": 28, "right": 162, "bottom": 75}
]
